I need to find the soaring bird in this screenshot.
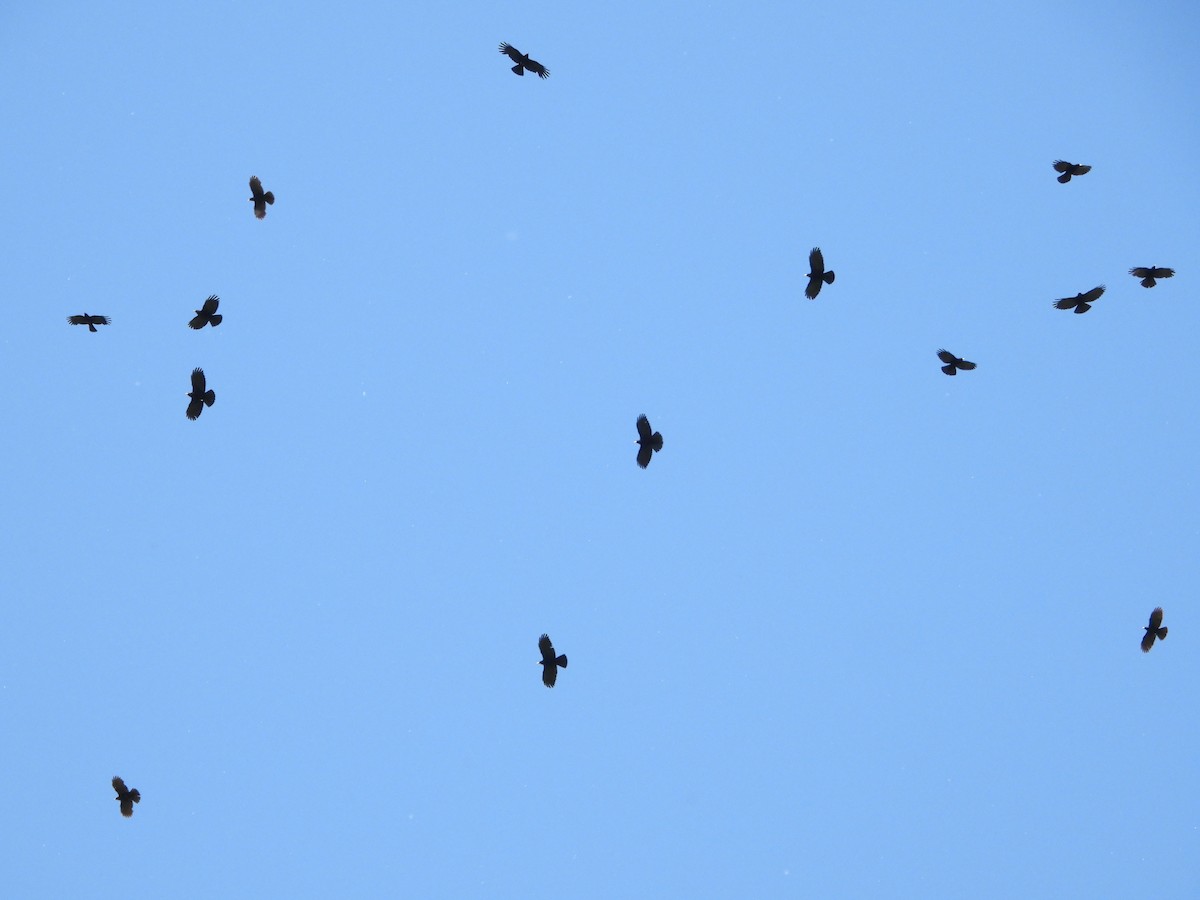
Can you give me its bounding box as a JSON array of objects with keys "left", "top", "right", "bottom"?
[
  {"left": 112, "top": 776, "right": 140, "bottom": 818},
  {"left": 1052, "top": 160, "right": 1091, "bottom": 183},
  {"left": 1141, "top": 607, "right": 1168, "bottom": 653},
  {"left": 1129, "top": 266, "right": 1175, "bottom": 288},
  {"left": 937, "top": 349, "right": 976, "bottom": 376},
  {"left": 67, "top": 314, "right": 110, "bottom": 332},
  {"left": 1052, "top": 285, "right": 1105, "bottom": 314},
  {"left": 804, "top": 247, "right": 835, "bottom": 299},
  {"left": 186, "top": 368, "right": 216, "bottom": 420},
  {"left": 538, "top": 634, "right": 568, "bottom": 687},
  {"left": 188, "top": 295, "right": 223, "bottom": 329},
  {"left": 249, "top": 176, "right": 274, "bottom": 219},
  {"left": 499, "top": 43, "right": 549, "bottom": 79},
  {"left": 636, "top": 414, "right": 664, "bottom": 469}
]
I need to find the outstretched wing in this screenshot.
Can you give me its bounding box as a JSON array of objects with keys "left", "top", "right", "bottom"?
[
  {"left": 191, "top": 367, "right": 206, "bottom": 393},
  {"left": 808, "top": 247, "right": 825, "bottom": 276},
  {"left": 112, "top": 776, "right": 127, "bottom": 797},
  {"left": 188, "top": 314, "right": 206, "bottom": 330},
  {"left": 1080, "top": 285, "right": 1105, "bottom": 304},
  {"left": 956, "top": 359, "right": 976, "bottom": 370},
  {"left": 539, "top": 634, "right": 555, "bottom": 665},
  {"left": 1141, "top": 629, "right": 1156, "bottom": 653},
  {"left": 1053, "top": 298, "right": 1078, "bottom": 310},
  {"left": 525, "top": 57, "right": 549, "bottom": 79},
  {"left": 1152, "top": 267, "right": 1175, "bottom": 279},
  {"left": 937, "top": 349, "right": 956, "bottom": 365},
  {"left": 1148, "top": 607, "right": 1163, "bottom": 631},
  {"left": 1073, "top": 164, "right": 1091, "bottom": 175},
  {"left": 1052, "top": 160, "right": 1073, "bottom": 173},
  {"left": 636, "top": 443, "right": 653, "bottom": 468},
  {"left": 542, "top": 661, "right": 558, "bottom": 687},
  {"left": 499, "top": 43, "right": 522, "bottom": 63},
  {"left": 201, "top": 295, "right": 220, "bottom": 315},
  {"left": 1129, "top": 267, "right": 1151, "bottom": 279},
  {"left": 249, "top": 176, "right": 265, "bottom": 201},
  {"left": 636, "top": 414, "right": 653, "bottom": 442}
]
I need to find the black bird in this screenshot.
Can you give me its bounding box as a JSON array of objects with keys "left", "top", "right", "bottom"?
[
  {"left": 937, "top": 349, "right": 976, "bottom": 376},
  {"left": 188, "top": 295, "right": 223, "bottom": 329},
  {"left": 186, "top": 368, "right": 216, "bottom": 420},
  {"left": 67, "top": 314, "right": 110, "bottom": 332},
  {"left": 112, "top": 776, "right": 140, "bottom": 818},
  {"left": 636, "top": 414, "right": 664, "bottom": 469},
  {"left": 1052, "top": 160, "right": 1091, "bottom": 183},
  {"left": 249, "top": 176, "right": 274, "bottom": 219},
  {"left": 1052, "top": 285, "right": 1105, "bottom": 314},
  {"left": 1129, "top": 266, "right": 1175, "bottom": 288},
  {"left": 538, "top": 634, "right": 568, "bottom": 688},
  {"left": 499, "top": 43, "right": 549, "bottom": 79},
  {"left": 1141, "top": 607, "right": 1168, "bottom": 653},
  {"left": 804, "top": 247, "right": 835, "bottom": 299}
]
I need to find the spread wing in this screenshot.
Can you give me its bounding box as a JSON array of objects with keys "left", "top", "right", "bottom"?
[
  {"left": 956, "top": 359, "right": 976, "bottom": 370},
  {"left": 1073, "top": 164, "right": 1091, "bottom": 175},
  {"left": 249, "top": 176, "right": 265, "bottom": 201},
  {"left": 1152, "top": 268, "right": 1175, "bottom": 279},
  {"left": 201, "top": 295, "right": 219, "bottom": 315},
  {"left": 1052, "top": 160, "right": 1073, "bottom": 173},
  {"left": 1080, "top": 285, "right": 1105, "bottom": 304},
  {"left": 808, "top": 247, "right": 825, "bottom": 276},
  {"left": 937, "top": 350, "right": 956, "bottom": 365},
  {"left": 539, "top": 634, "right": 555, "bottom": 665},
  {"left": 525, "top": 57, "right": 549, "bottom": 78},
  {"left": 636, "top": 414, "right": 653, "bottom": 442},
  {"left": 186, "top": 399, "right": 204, "bottom": 420},
  {"left": 188, "top": 313, "right": 206, "bottom": 330},
  {"left": 499, "top": 43, "right": 522, "bottom": 63},
  {"left": 1053, "top": 297, "right": 1078, "bottom": 310},
  {"left": 1148, "top": 607, "right": 1163, "bottom": 630},
  {"left": 1141, "top": 629, "right": 1156, "bottom": 653},
  {"left": 542, "top": 661, "right": 558, "bottom": 687},
  {"left": 112, "top": 776, "right": 127, "bottom": 797},
  {"left": 636, "top": 443, "right": 653, "bottom": 468},
  {"left": 191, "top": 368, "right": 206, "bottom": 393}
]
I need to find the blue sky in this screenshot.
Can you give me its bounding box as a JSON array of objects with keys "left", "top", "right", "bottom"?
[{"left": 1, "top": 2, "right": 1198, "bottom": 897}]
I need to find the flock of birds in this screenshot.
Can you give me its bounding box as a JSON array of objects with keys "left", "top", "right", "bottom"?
[{"left": 99, "top": 48, "right": 1174, "bottom": 820}]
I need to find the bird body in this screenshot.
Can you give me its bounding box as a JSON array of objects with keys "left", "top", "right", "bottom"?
[
  {"left": 249, "top": 176, "right": 274, "bottom": 219},
  {"left": 1052, "top": 160, "right": 1091, "bottom": 183},
  {"left": 189, "top": 294, "right": 223, "bottom": 329},
  {"left": 1052, "top": 285, "right": 1105, "bottom": 314},
  {"left": 1130, "top": 266, "right": 1175, "bottom": 288},
  {"left": 636, "top": 414, "right": 664, "bottom": 469},
  {"left": 67, "top": 314, "right": 111, "bottom": 332},
  {"left": 539, "top": 634, "right": 568, "bottom": 687},
  {"left": 804, "top": 247, "right": 835, "bottom": 299},
  {"left": 937, "top": 349, "right": 976, "bottom": 376},
  {"left": 186, "top": 367, "right": 216, "bottom": 420},
  {"left": 499, "top": 43, "right": 549, "bottom": 78},
  {"left": 112, "top": 776, "right": 140, "bottom": 817},
  {"left": 1141, "top": 607, "right": 1168, "bottom": 653}
]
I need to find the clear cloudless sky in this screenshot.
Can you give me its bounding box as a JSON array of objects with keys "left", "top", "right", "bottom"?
[{"left": 1, "top": 2, "right": 1198, "bottom": 897}]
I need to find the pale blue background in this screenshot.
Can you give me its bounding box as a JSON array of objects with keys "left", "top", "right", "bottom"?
[{"left": 1, "top": 2, "right": 1197, "bottom": 897}]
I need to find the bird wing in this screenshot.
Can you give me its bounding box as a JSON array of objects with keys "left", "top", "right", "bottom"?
[
  {"left": 636, "top": 444, "right": 653, "bottom": 468},
  {"left": 636, "top": 414, "right": 653, "bottom": 442},
  {"left": 956, "top": 359, "right": 976, "bottom": 370},
  {"left": 499, "top": 43, "right": 522, "bottom": 63},
  {"left": 804, "top": 274, "right": 823, "bottom": 300},
  {"left": 1052, "top": 160, "right": 1071, "bottom": 173},
  {"left": 95, "top": 316, "right": 111, "bottom": 325},
  {"left": 112, "top": 776, "right": 127, "bottom": 796},
  {"left": 808, "top": 247, "right": 825, "bottom": 276},
  {"left": 1053, "top": 298, "right": 1078, "bottom": 310},
  {"left": 120, "top": 797, "right": 134, "bottom": 817},
  {"left": 1153, "top": 268, "right": 1175, "bottom": 279},
  {"left": 1141, "top": 630, "right": 1155, "bottom": 652},
  {"left": 525, "top": 58, "right": 549, "bottom": 78},
  {"left": 1080, "top": 285, "right": 1105, "bottom": 304},
  {"left": 1129, "top": 267, "right": 1151, "bottom": 278},
  {"left": 937, "top": 350, "right": 956, "bottom": 365},
  {"left": 202, "top": 295, "right": 220, "bottom": 314},
  {"left": 186, "top": 399, "right": 204, "bottom": 420},
  {"left": 542, "top": 661, "right": 557, "bottom": 687},
  {"left": 188, "top": 314, "right": 206, "bottom": 330},
  {"left": 539, "top": 634, "right": 555, "bottom": 664},
  {"left": 191, "top": 368, "right": 206, "bottom": 393},
  {"left": 67, "top": 315, "right": 86, "bottom": 325},
  {"left": 1148, "top": 607, "right": 1163, "bottom": 630},
  {"left": 249, "top": 176, "right": 264, "bottom": 201},
  {"left": 1074, "top": 164, "right": 1091, "bottom": 175}
]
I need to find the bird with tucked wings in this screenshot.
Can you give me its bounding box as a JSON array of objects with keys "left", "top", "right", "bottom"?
[
  {"left": 804, "top": 247, "right": 835, "bottom": 299},
  {"left": 499, "top": 43, "right": 549, "bottom": 79},
  {"left": 189, "top": 295, "right": 223, "bottom": 329},
  {"left": 539, "top": 634, "right": 568, "bottom": 687},
  {"left": 1052, "top": 285, "right": 1105, "bottom": 314},
  {"left": 186, "top": 368, "right": 216, "bottom": 420}
]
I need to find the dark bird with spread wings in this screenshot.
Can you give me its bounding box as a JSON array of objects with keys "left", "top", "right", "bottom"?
[
  {"left": 1053, "top": 285, "right": 1105, "bottom": 314},
  {"left": 1130, "top": 266, "right": 1175, "bottom": 288},
  {"left": 804, "top": 247, "right": 835, "bottom": 299},
  {"left": 539, "top": 634, "right": 568, "bottom": 687},
  {"left": 67, "top": 314, "right": 110, "bottom": 332},
  {"left": 1052, "top": 160, "right": 1092, "bottom": 183},
  {"left": 112, "top": 776, "right": 140, "bottom": 818},
  {"left": 189, "top": 295, "right": 223, "bottom": 329},
  {"left": 186, "top": 368, "right": 216, "bottom": 420},
  {"left": 249, "top": 176, "right": 274, "bottom": 219},
  {"left": 499, "top": 43, "right": 549, "bottom": 78},
  {"left": 937, "top": 349, "right": 976, "bottom": 376},
  {"left": 1141, "top": 607, "right": 1168, "bottom": 653},
  {"left": 636, "top": 414, "right": 664, "bottom": 469}
]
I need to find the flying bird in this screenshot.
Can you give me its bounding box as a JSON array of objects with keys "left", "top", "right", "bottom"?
[
  {"left": 1141, "top": 607, "right": 1168, "bottom": 653},
  {"left": 1052, "top": 160, "right": 1091, "bottom": 183},
  {"left": 249, "top": 176, "right": 274, "bottom": 219},
  {"left": 499, "top": 43, "right": 549, "bottom": 78},
  {"left": 188, "top": 295, "right": 223, "bottom": 329},
  {"left": 112, "top": 776, "right": 140, "bottom": 818},
  {"left": 67, "top": 314, "right": 110, "bottom": 332},
  {"left": 538, "top": 634, "right": 568, "bottom": 687},
  {"left": 636, "top": 414, "right": 664, "bottom": 469},
  {"left": 1130, "top": 266, "right": 1175, "bottom": 288},
  {"left": 804, "top": 247, "right": 835, "bottom": 299},
  {"left": 937, "top": 349, "right": 976, "bottom": 376},
  {"left": 186, "top": 367, "right": 216, "bottom": 420},
  {"left": 1052, "top": 285, "right": 1105, "bottom": 314}
]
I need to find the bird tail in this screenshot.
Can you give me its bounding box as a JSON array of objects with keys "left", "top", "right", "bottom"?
[
  {"left": 511, "top": 64, "right": 524, "bottom": 75},
  {"left": 1157, "top": 627, "right": 1168, "bottom": 641},
  {"left": 1057, "top": 172, "right": 1071, "bottom": 183},
  {"left": 204, "top": 390, "right": 216, "bottom": 407},
  {"left": 1140, "top": 277, "right": 1155, "bottom": 288},
  {"left": 88, "top": 322, "right": 98, "bottom": 332},
  {"left": 209, "top": 314, "right": 223, "bottom": 326},
  {"left": 652, "top": 433, "right": 663, "bottom": 451},
  {"left": 824, "top": 271, "right": 835, "bottom": 284},
  {"left": 941, "top": 364, "right": 956, "bottom": 375},
  {"left": 130, "top": 789, "right": 141, "bottom": 804},
  {"left": 264, "top": 192, "right": 275, "bottom": 206},
  {"left": 1073, "top": 303, "right": 1090, "bottom": 314},
  {"left": 556, "top": 654, "right": 568, "bottom": 668}
]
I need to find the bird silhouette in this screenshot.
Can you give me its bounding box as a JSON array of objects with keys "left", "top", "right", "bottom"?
[
  {"left": 249, "top": 176, "right": 274, "bottom": 219},
  {"left": 112, "top": 776, "right": 140, "bottom": 818},
  {"left": 499, "top": 43, "right": 549, "bottom": 78},
  {"left": 1129, "top": 266, "right": 1175, "bottom": 288},
  {"left": 1052, "top": 285, "right": 1105, "bottom": 314},
  {"left": 67, "top": 314, "right": 110, "bottom": 332},
  {"left": 186, "top": 368, "right": 216, "bottom": 420},
  {"left": 1052, "top": 160, "right": 1091, "bottom": 183},
  {"left": 937, "top": 349, "right": 976, "bottom": 376},
  {"left": 539, "top": 634, "right": 568, "bottom": 687},
  {"left": 804, "top": 247, "right": 835, "bottom": 299},
  {"left": 188, "top": 295, "right": 223, "bottom": 329},
  {"left": 636, "top": 414, "right": 664, "bottom": 469},
  {"left": 1141, "top": 607, "right": 1168, "bottom": 653}
]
